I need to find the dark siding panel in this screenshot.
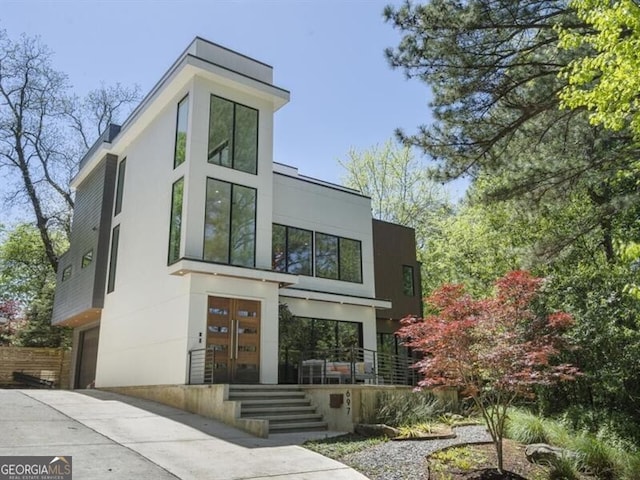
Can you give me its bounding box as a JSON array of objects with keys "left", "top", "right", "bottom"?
[
  {"left": 51, "top": 154, "right": 118, "bottom": 324},
  {"left": 372, "top": 219, "right": 422, "bottom": 322},
  {"left": 92, "top": 155, "right": 117, "bottom": 306}
]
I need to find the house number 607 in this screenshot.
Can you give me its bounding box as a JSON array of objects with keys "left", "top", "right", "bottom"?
[{"left": 346, "top": 390, "right": 351, "bottom": 415}]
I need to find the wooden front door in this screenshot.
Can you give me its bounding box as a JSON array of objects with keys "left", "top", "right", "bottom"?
[{"left": 206, "top": 296, "right": 261, "bottom": 384}]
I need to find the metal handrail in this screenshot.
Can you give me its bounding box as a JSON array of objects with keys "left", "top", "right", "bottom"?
[
  {"left": 187, "top": 346, "right": 217, "bottom": 384},
  {"left": 296, "top": 346, "right": 417, "bottom": 386}
]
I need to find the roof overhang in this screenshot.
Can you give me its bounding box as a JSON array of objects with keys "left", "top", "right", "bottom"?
[
  {"left": 168, "top": 258, "right": 298, "bottom": 286},
  {"left": 72, "top": 48, "right": 289, "bottom": 189},
  {"left": 279, "top": 288, "right": 392, "bottom": 310}
]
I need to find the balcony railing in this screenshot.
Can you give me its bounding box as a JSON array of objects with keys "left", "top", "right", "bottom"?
[{"left": 188, "top": 345, "right": 420, "bottom": 386}]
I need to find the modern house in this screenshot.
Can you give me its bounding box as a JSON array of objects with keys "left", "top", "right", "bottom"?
[{"left": 52, "top": 37, "right": 422, "bottom": 391}]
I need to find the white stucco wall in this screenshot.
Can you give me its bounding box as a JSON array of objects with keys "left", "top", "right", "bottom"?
[
  {"left": 95, "top": 81, "right": 194, "bottom": 388},
  {"left": 272, "top": 173, "right": 376, "bottom": 298}
]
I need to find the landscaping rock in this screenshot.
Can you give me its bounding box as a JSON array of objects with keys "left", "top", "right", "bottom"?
[
  {"left": 354, "top": 423, "right": 401, "bottom": 438},
  {"left": 525, "top": 443, "right": 578, "bottom": 465}
]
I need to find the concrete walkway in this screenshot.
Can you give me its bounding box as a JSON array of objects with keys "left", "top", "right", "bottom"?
[{"left": 1, "top": 389, "right": 369, "bottom": 480}]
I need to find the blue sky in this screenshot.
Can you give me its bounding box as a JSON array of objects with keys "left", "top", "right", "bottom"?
[{"left": 2, "top": 0, "right": 466, "bottom": 199}]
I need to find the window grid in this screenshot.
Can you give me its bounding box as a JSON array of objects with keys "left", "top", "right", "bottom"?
[
  {"left": 272, "top": 224, "right": 363, "bottom": 284},
  {"left": 203, "top": 178, "right": 257, "bottom": 267},
  {"left": 272, "top": 224, "right": 313, "bottom": 276},
  {"left": 208, "top": 95, "right": 258, "bottom": 175}
]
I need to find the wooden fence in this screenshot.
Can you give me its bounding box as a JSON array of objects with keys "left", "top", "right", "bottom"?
[{"left": 0, "top": 347, "right": 72, "bottom": 389}]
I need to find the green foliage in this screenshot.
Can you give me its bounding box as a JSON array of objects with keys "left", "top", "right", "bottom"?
[
  {"left": 506, "top": 410, "right": 555, "bottom": 445},
  {"left": 570, "top": 432, "right": 619, "bottom": 479},
  {"left": 339, "top": 138, "right": 451, "bottom": 252},
  {"left": 396, "top": 422, "right": 440, "bottom": 438},
  {"left": 506, "top": 408, "right": 640, "bottom": 479},
  {"left": 546, "top": 456, "right": 581, "bottom": 480},
  {"left": 421, "top": 201, "right": 529, "bottom": 296},
  {"left": 506, "top": 409, "right": 573, "bottom": 447},
  {"left": 12, "top": 282, "right": 71, "bottom": 348},
  {"left": 429, "top": 446, "right": 488, "bottom": 473},
  {"left": 559, "top": 0, "right": 640, "bottom": 138},
  {"left": 540, "top": 255, "right": 640, "bottom": 431},
  {"left": 303, "top": 433, "right": 387, "bottom": 460},
  {"left": 365, "top": 389, "right": 450, "bottom": 427},
  {"left": 0, "top": 224, "right": 70, "bottom": 347}
]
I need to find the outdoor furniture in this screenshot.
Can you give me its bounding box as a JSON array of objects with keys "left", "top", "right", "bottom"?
[{"left": 300, "top": 359, "right": 376, "bottom": 384}]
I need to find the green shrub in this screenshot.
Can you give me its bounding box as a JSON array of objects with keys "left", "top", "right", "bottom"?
[
  {"left": 505, "top": 409, "right": 552, "bottom": 444},
  {"left": 367, "top": 390, "right": 449, "bottom": 427},
  {"left": 569, "top": 431, "right": 620, "bottom": 479},
  {"left": 546, "top": 456, "right": 581, "bottom": 480}
]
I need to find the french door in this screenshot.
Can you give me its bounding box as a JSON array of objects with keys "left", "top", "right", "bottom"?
[{"left": 206, "top": 296, "right": 261, "bottom": 383}]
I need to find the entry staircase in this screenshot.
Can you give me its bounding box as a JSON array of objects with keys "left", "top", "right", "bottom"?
[{"left": 227, "top": 384, "right": 327, "bottom": 434}]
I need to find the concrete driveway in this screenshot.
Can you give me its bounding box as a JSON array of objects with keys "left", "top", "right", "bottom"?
[{"left": 0, "top": 389, "right": 368, "bottom": 479}]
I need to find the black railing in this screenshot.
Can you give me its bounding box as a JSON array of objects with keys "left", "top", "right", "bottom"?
[
  {"left": 295, "top": 347, "right": 419, "bottom": 386},
  {"left": 188, "top": 345, "right": 420, "bottom": 386}
]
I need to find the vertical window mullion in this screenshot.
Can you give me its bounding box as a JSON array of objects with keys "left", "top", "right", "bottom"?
[
  {"left": 284, "top": 226, "right": 289, "bottom": 272},
  {"left": 231, "top": 104, "right": 237, "bottom": 171},
  {"left": 228, "top": 184, "right": 234, "bottom": 264},
  {"left": 336, "top": 235, "right": 342, "bottom": 281}
]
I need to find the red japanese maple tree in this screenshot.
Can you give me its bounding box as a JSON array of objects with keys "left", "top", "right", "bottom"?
[{"left": 397, "top": 270, "right": 578, "bottom": 473}]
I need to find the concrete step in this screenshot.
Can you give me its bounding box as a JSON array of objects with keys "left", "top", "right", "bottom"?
[
  {"left": 227, "top": 384, "right": 327, "bottom": 434},
  {"left": 228, "top": 384, "right": 303, "bottom": 391},
  {"left": 253, "top": 413, "right": 323, "bottom": 423},
  {"left": 241, "top": 405, "right": 317, "bottom": 416},
  {"left": 238, "top": 398, "right": 312, "bottom": 407},
  {"left": 228, "top": 390, "right": 306, "bottom": 400},
  {"left": 269, "top": 420, "right": 329, "bottom": 433}
]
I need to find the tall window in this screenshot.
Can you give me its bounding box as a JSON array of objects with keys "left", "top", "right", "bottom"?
[
  {"left": 168, "top": 177, "right": 184, "bottom": 264},
  {"left": 208, "top": 95, "right": 258, "bottom": 174},
  {"left": 204, "top": 178, "right": 256, "bottom": 267},
  {"left": 114, "top": 158, "right": 126, "bottom": 216},
  {"left": 315, "top": 232, "right": 362, "bottom": 283},
  {"left": 107, "top": 225, "right": 120, "bottom": 293},
  {"left": 272, "top": 224, "right": 312, "bottom": 275},
  {"left": 402, "top": 265, "right": 415, "bottom": 296},
  {"left": 174, "top": 95, "right": 189, "bottom": 168}
]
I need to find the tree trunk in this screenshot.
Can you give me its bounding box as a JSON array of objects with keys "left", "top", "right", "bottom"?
[{"left": 15, "top": 141, "right": 58, "bottom": 273}]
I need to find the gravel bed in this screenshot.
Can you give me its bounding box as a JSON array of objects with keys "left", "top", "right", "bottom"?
[{"left": 342, "top": 425, "right": 493, "bottom": 480}]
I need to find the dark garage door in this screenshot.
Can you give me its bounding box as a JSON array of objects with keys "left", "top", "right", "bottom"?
[{"left": 76, "top": 326, "right": 99, "bottom": 389}]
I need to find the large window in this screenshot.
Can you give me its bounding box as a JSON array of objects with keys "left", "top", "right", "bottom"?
[
  {"left": 208, "top": 95, "right": 258, "bottom": 174},
  {"left": 114, "top": 158, "right": 126, "bottom": 216},
  {"left": 315, "top": 233, "right": 362, "bottom": 283},
  {"left": 107, "top": 225, "right": 120, "bottom": 293},
  {"left": 173, "top": 95, "right": 189, "bottom": 168},
  {"left": 168, "top": 177, "right": 184, "bottom": 264},
  {"left": 278, "top": 316, "right": 362, "bottom": 383},
  {"left": 204, "top": 178, "right": 256, "bottom": 267},
  {"left": 272, "top": 224, "right": 312, "bottom": 275}
]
